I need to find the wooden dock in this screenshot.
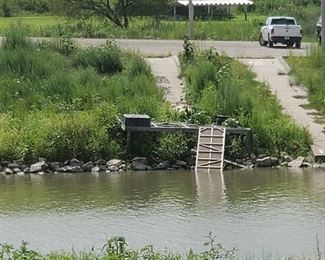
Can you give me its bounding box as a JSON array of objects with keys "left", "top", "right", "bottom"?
[{"left": 118, "top": 114, "right": 251, "bottom": 171}]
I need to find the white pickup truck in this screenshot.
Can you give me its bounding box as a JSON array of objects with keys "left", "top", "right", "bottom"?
[{"left": 259, "top": 16, "right": 303, "bottom": 48}]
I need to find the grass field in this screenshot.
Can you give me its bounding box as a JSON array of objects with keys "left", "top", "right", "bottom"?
[{"left": 0, "top": 13, "right": 317, "bottom": 41}]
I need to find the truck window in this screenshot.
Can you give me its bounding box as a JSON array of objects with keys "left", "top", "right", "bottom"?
[{"left": 271, "top": 18, "right": 295, "bottom": 25}]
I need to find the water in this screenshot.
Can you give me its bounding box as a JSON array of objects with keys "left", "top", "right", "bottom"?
[{"left": 0, "top": 168, "right": 324, "bottom": 257}]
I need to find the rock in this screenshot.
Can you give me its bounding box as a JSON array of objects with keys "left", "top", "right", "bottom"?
[
  {"left": 301, "top": 162, "right": 312, "bottom": 168},
  {"left": 131, "top": 157, "right": 148, "bottom": 171},
  {"left": 107, "top": 165, "right": 119, "bottom": 172},
  {"left": 8, "top": 162, "right": 21, "bottom": 169},
  {"left": 158, "top": 161, "right": 171, "bottom": 170},
  {"left": 173, "top": 160, "right": 188, "bottom": 170},
  {"left": 107, "top": 159, "right": 122, "bottom": 168},
  {"left": 23, "top": 167, "right": 30, "bottom": 174},
  {"left": 288, "top": 157, "right": 305, "bottom": 168},
  {"left": 38, "top": 157, "right": 47, "bottom": 162},
  {"left": 38, "top": 171, "right": 45, "bottom": 175},
  {"left": 4, "top": 168, "right": 13, "bottom": 175},
  {"left": 30, "top": 161, "right": 49, "bottom": 173},
  {"left": 55, "top": 167, "right": 66, "bottom": 173},
  {"left": 95, "top": 159, "right": 107, "bottom": 166},
  {"left": 70, "top": 158, "right": 83, "bottom": 167},
  {"left": 1, "top": 161, "right": 11, "bottom": 167},
  {"left": 83, "top": 161, "right": 94, "bottom": 172},
  {"left": 63, "top": 166, "right": 72, "bottom": 172},
  {"left": 282, "top": 154, "right": 293, "bottom": 163},
  {"left": 70, "top": 166, "right": 83, "bottom": 172},
  {"left": 281, "top": 162, "right": 288, "bottom": 167},
  {"left": 256, "top": 157, "right": 279, "bottom": 168},
  {"left": 49, "top": 162, "right": 62, "bottom": 171},
  {"left": 13, "top": 168, "right": 21, "bottom": 174},
  {"left": 99, "top": 165, "right": 107, "bottom": 171},
  {"left": 17, "top": 172, "right": 24, "bottom": 176},
  {"left": 119, "top": 169, "right": 124, "bottom": 173},
  {"left": 91, "top": 166, "right": 100, "bottom": 173}
]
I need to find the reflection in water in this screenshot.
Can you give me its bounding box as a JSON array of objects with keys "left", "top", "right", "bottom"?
[
  {"left": 195, "top": 172, "right": 225, "bottom": 205},
  {"left": 0, "top": 169, "right": 324, "bottom": 257}
]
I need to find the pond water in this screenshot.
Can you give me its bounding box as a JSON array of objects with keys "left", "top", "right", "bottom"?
[{"left": 0, "top": 168, "right": 324, "bottom": 258}]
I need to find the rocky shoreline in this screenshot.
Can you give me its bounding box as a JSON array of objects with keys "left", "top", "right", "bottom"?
[
  {"left": 0, "top": 157, "right": 193, "bottom": 176},
  {"left": 0, "top": 154, "right": 322, "bottom": 176}
]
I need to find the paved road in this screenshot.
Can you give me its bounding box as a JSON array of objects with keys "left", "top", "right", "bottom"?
[
  {"left": 0, "top": 36, "right": 310, "bottom": 57},
  {"left": 241, "top": 58, "right": 325, "bottom": 161},
  {"left": 75, "top": 39, "right": 311, "bottom": 58}
]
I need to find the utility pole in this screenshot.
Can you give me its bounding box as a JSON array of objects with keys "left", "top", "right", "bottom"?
[
  {"left": 321, "top": 0, "right": 325, "bottom": 49},
  {"left": 188, "top": 0, "right": 194, "bottom": 40}
]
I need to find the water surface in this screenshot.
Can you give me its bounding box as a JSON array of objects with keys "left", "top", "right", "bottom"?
[{"left": 0, "top": 168, "right": 324, "bottom": 257}]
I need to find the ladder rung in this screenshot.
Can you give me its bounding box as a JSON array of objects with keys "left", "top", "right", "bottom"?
[
  {"left": 197, "top": 158, "right": 222, "bottom": 162},
  {"left": 200, "top": 143, "right": 223, "bottom": 145},
  {"left": 198, "top": 150, "right": 222, "bottom": 153},
  {"left": 196, "top": 166, "right": 222, "bottom": 169},
  {"left": 199, "top": 135, "right": 224, "bottom": 138}
]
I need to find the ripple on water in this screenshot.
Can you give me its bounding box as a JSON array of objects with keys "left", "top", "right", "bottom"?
[{"left": 0, "top": 169, "right": 324, "bottom": 257}]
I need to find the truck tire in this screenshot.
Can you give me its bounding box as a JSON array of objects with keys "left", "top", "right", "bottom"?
[
  {"left": 259, "top": 34, "right": 267, "bottom": 46},
  {"left": 268, "top": 35, "right": 273, "bottom": 47},
  {"left": 295, "top": 42, "right": 301, "bottom": 49}
]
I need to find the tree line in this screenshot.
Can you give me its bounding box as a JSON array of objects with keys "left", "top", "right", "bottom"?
[{"left": 0, "top": 0, "right": 322, "bottom": 28}]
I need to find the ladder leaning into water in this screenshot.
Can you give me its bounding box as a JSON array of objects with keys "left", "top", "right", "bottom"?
[{"left": 195, "top": 127, "right": 226, "bottom": 173}]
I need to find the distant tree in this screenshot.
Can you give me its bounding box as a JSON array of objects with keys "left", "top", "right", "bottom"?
[
  {"left": 57, "top": 0, "right": 135, "bottom": 28},
  {"left": 0, "top": 0, "right": 12, "bottom": 17}
]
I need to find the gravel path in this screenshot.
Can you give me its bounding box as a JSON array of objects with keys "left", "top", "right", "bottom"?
[{"left": 146, "top": 55, "right": 186, "bottom": 111}]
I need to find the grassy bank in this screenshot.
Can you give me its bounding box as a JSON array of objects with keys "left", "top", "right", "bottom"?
[
  {"left": 179, "top": 42, "right": 311, "bottom": 158},
  {"left": 0, "top": 25, "right": 186, "bottom": 163},
  {"left": 287, "top": 47, "right": 325, "bottom": 114}
]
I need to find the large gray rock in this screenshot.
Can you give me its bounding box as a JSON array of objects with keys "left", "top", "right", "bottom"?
[
  {"left": 131, "top": 157, "right": 148, "bottom": 171},
  {"left": 4, "top": 167, "right": 13, "bottom": 175},
  {"left": 30, "top": 161, "right": 49, "bottom": 173},
  {"left": 174, "top": 160, "right": 188, "bottom": 169},
  {"left": 91, "top": 166, "right": 100, "bottom": 173},
  {"left": 256, "top": 157, "right": 279, "bottom": 168},
  {"left": 107, "top": 159, "right": 122, "bottom": 168},
  {"left": 83, "top": 161, "right": 94, "bottom": 172},
  {"left": 49, "top": 162, "right": 62, "bottom": 171},
  {"left": 8, "top": 162, "right": 22, "bottom": 169},
  {"left": 70, "top": 166, "right": 83, "bottom": 172},
  {"left": 158, "top": 161, "right": 171, "bottom": 170},
  {"left": 70, "top": 158, "right": 83, "bottom": 167},
  {"left": 95, "top": 159, "right": 107, "bottom": 166},
  {"left": 288, "top": 157, "right": 305, "bottom": 168},
  {"left": 107, "top": 165, "right": 119, "bottom": 172}
]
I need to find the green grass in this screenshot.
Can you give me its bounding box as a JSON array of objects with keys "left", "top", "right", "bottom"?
[
  {"left": 180, "top": 45, "right": 311, "bottom": 158},
  {"left": 0, "top": 25, "right": 180, "bottom": 163},
  {"left": 287, "top": 47, "right": 325, "bottom": 114},
  {"left": 0, "top": 10, "right": 318, "bottom": 41}
]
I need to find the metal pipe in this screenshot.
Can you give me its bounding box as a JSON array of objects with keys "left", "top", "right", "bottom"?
[
  {"left": 188, "top": 0, "right": 194, "bottom": 39},
  {"left": 321, "top": 0, "right": 325, "bottom": 48}
]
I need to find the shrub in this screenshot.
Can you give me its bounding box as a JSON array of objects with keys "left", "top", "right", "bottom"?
[{"left": 72, "top": 40, "right": 123, "bottom": 74}]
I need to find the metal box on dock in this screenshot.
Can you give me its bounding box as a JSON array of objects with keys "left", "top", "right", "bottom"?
[{"left": 122, "top": 114, "right": 151, "bottom": 129}]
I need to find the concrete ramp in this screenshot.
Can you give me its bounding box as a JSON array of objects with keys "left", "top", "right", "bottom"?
[
  {"left": 241, "top": 58, "right": 325, "bottom": 162},
  {"left": 146, "top": 55, "right": 186, "bottom": 111}
]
